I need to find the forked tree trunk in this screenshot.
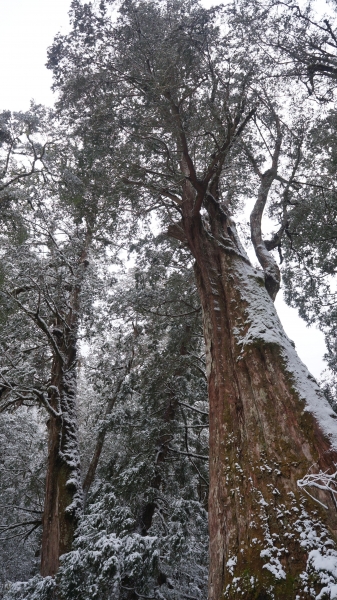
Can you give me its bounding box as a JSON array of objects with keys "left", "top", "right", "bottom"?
[{"left": 180, "top": 207, "right": 337, "bottom": 599}]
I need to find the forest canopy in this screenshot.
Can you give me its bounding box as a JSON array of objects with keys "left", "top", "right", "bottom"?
[{"left": 2, "top": 1, "right": 337, "bottom": 599}]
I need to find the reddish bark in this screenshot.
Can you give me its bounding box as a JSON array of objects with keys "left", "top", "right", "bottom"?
[
  {"left": 40, "top": 325, "right": 82, "bottom": 577},
  {"left": 40, "top": 240, "right": 90, "bottom": 576},
  {"left": 180, "top": 201, "right": 337, "bottom": 599}
]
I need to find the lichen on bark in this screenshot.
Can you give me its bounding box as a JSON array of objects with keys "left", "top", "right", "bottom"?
[{"left": 192, "top": 229, "right": 337, "bottom": 599}]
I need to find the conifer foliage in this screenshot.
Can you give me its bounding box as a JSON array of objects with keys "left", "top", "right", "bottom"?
[{"left": 2, "top": 1, "right": 337, "bottom": 599}]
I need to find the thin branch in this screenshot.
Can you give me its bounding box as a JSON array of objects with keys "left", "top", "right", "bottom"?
[
  {"left": 177, "top": 401, "right": 209, "bottom": 416},
  {"left": 138, "top": 305, "right": 201, "bottom": 318},
  {"left": 0, "top": 505, "right": 42, "bottom": 515},
  {"left": 168, "top": 446, "right": 208, "bottom": 461},
  {"left": 0, "top": 519, "right": 42, "bottom": 533}
]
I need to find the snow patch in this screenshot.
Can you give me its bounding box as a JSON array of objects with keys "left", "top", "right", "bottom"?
[
  {"left": 226, "top": 555, "right": 237, "bottom": 575},
  {"left": 231, "top": 259, "right": 337, "bottom": 451},
  {"left": 307, "top": 549, "right": 337, "bottom": 599},
  {"left": 262, "top": 558, "right": 286, "bottom": 580}
]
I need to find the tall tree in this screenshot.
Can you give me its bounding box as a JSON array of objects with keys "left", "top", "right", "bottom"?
[
  {"left": 0, "top": 110, "right": 123, "bottom": 576},
  {"left": 46, "top": 1, "right": 337, "bottom": 598},
  {"left": 0, "top": 182, "right": 85, "bottom": 577},
  {"left": 2, "top": 233, "right": 210, "bottom": 600},
  {"left": 261, "top": 0, "right": 337, "bottom": 403}
]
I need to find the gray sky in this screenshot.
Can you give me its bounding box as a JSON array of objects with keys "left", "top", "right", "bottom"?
[
  {"left": 0, "top": 0, "right": 327, "bottom": 378},
  {"left": 0, "top": 0, "right": 71, "bottom": 111}
]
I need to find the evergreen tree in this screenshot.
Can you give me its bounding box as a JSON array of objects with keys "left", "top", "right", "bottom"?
[
  {"left": 44, "top": 1, "right": 337, "bottom": 597},
  {"left": 4, "top": 1, "right": 337, "bottom": 598}
]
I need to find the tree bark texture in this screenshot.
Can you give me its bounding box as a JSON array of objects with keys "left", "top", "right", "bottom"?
[
  {"left": 40, "top": 240, "right": 90, "bottom": 576},
  {"left": 181, "top": 203, "right": 337, "bottom": 599},
  {"left": 40, "top": 328, "right": 82, "bottom": 577}
]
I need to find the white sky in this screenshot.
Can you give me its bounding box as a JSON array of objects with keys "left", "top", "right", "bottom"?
[
  {"left": 0, "top": 0, "right": 71, "bottom": 111},
  {"left": 0, "top": 0, "right": 327, "bottom": 378}
]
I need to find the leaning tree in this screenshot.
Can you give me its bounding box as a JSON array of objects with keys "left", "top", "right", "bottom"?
[{"left": 46, "top": 0, "right": 337, "bottom": 597}]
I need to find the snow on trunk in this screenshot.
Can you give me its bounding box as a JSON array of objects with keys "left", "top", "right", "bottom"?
[
  {"left": 40, "top": 242, "right": 90, "bottom": 577},
  {"left": 40, "top": 344, "right": 83, "bottom": 577},
  {"left": 186, "top": 211, "right": 337, "bottom": 599}
]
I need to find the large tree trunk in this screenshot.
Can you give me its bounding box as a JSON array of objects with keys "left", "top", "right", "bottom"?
[
  {"left": 40, "top": 328, "right": 83, "bottom": 577},
  {"left": 181, "top": 207, "right": 337, "bottom": 599},
  {"left": 40, "top": 238, "right": 90, "bottom": 576}
]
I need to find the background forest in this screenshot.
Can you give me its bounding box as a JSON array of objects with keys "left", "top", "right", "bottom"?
[{"left": 2, "top": 0, "right": 337, "bottom": 599}]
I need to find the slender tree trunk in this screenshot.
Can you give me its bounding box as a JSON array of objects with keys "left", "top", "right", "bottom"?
[
  {"left": 180, "top": 206, "right": 337, "bottom": 599},
  {"left": 136, "top": 326, "right": 194, "bottom": 535},
  {"left": 83, "top": 357, "right": 134, "bottom": 502}
]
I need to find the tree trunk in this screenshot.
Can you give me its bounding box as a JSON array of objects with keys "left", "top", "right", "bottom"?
[
  {"left": 40, "top": 330, "right": 83, "bottom": 577},
  {"left": 83, "top": 361, "right": 133, "bottom": 503},
  {"left": 40, "top": 237, "right": 91, "bottom": 576},
  {"left": 181, "top": 208, "right": 337, "bottom": 599},
  {"left": 136, "top": 325, "right": 196, "bottom": 531}
]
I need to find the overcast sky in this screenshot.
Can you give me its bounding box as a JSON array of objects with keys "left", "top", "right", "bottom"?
[
  {"left": 0, "top": 0, "right": 327, "bottom": 378},
  {"left": 0, "top": 0, "right": 71, "bottom": 110}
]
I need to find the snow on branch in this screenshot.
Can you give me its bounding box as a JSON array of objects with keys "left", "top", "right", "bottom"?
[{"left": 297, "top": 466, "right": 337, "bottom": 510}]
